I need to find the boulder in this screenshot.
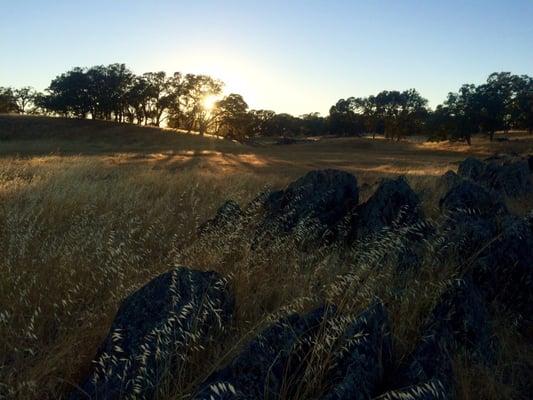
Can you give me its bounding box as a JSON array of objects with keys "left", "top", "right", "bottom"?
[
  {"left": 438, "top": 170, "right": 462, "bottom": 192},
  {"left": 71, "top": 267, "right": 234, "bottom": 400},
  {"left": 473, "top": 215, "right": 533, "bottom": 320},
  {"left": 194, "top": 305, "right": 335, "bottom": 399},
  {"left": 457, "top": 156, "right": 532, "bottom": 197},
  {"left": 257, "top": 169, "right": 359, "bottom": 243},
  {"left": 438, "top": 212, "right": 498, "bottom": 260},
  {"left": 481, "top": 159, "right": 532, "bottom": 197},
  {"left": 359, "top": 177, "right": 421, "bottom": 232},
  {"left": 439, "top": 180, "right": 507, "bottom": 216},
  {"left": 457, "top": 157, "right": 486, "bottom": 181},
  {"left": 395, "top": 278, "right": 495, "bottom": 398},
  {"left": 423, "top": 278, "right": 495, "bottom": 362},
  {"left": 378, "top": 378, "right": 449, "bottom": 400},
  {"left": 321, "top": 301, "right": 392, "bottom": 400},
  {"left": 346, "top": 177, "right": 422, "bottom": 241},
  {"left": 199, "top": 200, "right": 242, "bottom": 234}
]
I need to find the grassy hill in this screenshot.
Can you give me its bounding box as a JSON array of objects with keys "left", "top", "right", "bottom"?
[
  {"left": 0, "top": 114, "right": 246, "bottom": 155},
  {"left": 1, "top": 115, "right": 532, "bottom": 399}
]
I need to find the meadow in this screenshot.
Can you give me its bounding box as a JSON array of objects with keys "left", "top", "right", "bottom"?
[{"left": 1, "top": 115, "right": 532, "bottom": 399}]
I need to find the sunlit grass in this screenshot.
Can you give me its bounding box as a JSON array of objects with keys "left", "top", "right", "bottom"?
[{"left": 1, "top": 117, "right": 532, "bottom": 399}]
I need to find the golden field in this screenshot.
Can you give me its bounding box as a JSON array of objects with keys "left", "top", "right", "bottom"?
[{"left": 1, "top": 115, "right": 532, "bottom": 399}]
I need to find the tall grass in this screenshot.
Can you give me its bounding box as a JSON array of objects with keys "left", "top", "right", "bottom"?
[{"left": 0, "top": 155, "right": 529, "bottom": 399}]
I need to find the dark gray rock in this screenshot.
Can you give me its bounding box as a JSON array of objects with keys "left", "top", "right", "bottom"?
[
  {"left": 527, "top": 211, "right": 533, "bottom": 234},
  {"left": 359, "top": 177, "right": 421, "bottom": 233},
  {"left": 482, "top": 159, "right": 532, "bottom": 197},
  {"left": 439, "top": 170, "right": 462, "bottom": 192},
  {"left": 457, "top": 156, "right": 532, "bottom": 197},
  {"left": 194, "top": 305, "right": 335, "bottom": 400},
  {"left": 378, "top": 378, "right": 449, "bottom": 400},
  {"left": 473, "top": 215, "right": 533, "bottom": 320},
  {"left": 346, "top": 177, "right": 422, "bottom": 241},
  {"left": 457, "top": 157, "right": 486, "bottom": 181},
  {"left": 438, "top": 212, "right": 498, "bottom": 260},
  {"left": 71, "top": 267, "right": 234, "bottom": 400},
  {"left": 199, "top": 200, "right": 242, "bottom": 234},
  {"left": 424, "top": 278, "right": 495, "bottom": 363},
  {"left": 439, "top": 180, "right": 507, "bottom": 216},
  {"left": 321, "top": 301, "right": 392, "bottom": 400},
  {"left": 257, "top": 169, "right": 359, "bottom": 243},
  {"left": 396, "top": 278, "right": 495, "bottom": 399}
]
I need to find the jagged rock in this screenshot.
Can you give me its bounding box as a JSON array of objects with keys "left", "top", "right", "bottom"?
[
  {"left": 257, "top": 169, "right": 358, "bottom": 243},
  {"left": 396, "top": 279, "right": 495, "bottom": 398},
  {"left": 71, "top": 267, "right": 234, "bottom": 400},
  {"left": 457, "top": 157, "right": 486, "bottom": 181},
  {"left": 482, "top": 159, "right": 532, "bottom": 197},
  {"left": 199, "top": 200, "right": 242, "bottom": 234},
  {"left": 438, "top": 212, "right": 498, "bottom": 260},
  {"left": 345, "top": 177, "right": 422, "bottom": 241},
  {"left": 321, "top": 301, "right": 392, "bottom": 400},
  {"left": 378, "top": 378, "right": 449, "bottom": 400},
  {"left": 358, "top": 177, "right": 421, "bottom": 232},
  {"left": 527, "top": 211, "right": 533, "bottom": 234},
  {"left": 439, "top": 170, "right": 462, "bottom": 192},
  {"left": 457, "top": 156, "right": 532, "bottom": 197},
  {"left": 425, "top": 278, "right": 495, "bottom": 362},
  {"left": 439, "top": 180, "right": 507, "bottom": 216},
  {"left": 194, "top": 305, "right": 335, "bottom": 400},
  {"left": 473, "top": 215, "right": 533, "bottom": 320}
]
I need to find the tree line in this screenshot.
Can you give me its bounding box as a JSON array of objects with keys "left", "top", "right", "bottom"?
[{"left": 1, "top": 65, "right": 531, "bottom": 143}]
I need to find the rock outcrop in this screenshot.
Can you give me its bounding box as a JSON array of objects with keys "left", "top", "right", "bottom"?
[
  {"left": 321, "top": 301, "right": 392, "bottom": 400},
  {"left": 256, "top": 169, "right": 359, "bottom": 244},
  {"left": 71, "top": 268, "right": 234, "bottom": 400},
  {"left": 348, "top": 177, "right": 422, "bottom": 240},
  {"left": 194, "top": 305, "right": 335, "bottom": 399},
  {"left": 456, "top": 156, "right": 533, "bottom": 197},
  {"left": 439, "top": 179, "right": 507, "bottom": 216},
  {"left": 394, "top": 278, "right": 495, "bottom": 399},
  {"left": 71, "top": 159, "right": 533, "bottom": 399}
]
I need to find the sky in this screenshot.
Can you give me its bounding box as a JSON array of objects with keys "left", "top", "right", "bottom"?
[{"left": 1, "top": 0, "right": 532, "bottom": 115}]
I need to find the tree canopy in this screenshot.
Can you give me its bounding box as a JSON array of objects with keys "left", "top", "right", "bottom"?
[{"left": 2, "top": 66, "right": 532, "bottom": 143}]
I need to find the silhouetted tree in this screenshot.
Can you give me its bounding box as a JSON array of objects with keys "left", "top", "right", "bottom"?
[
  {"left": 328, "top": 97, "right": 364, "bottom": 136},
  {"left": 248, "top": 109, "right": 276, "bottom": 136},
  {"left": 14, "top": 87, "right": 37, "bottom": 113},
  {"left": 214, "top": 93, "right": 250, "bottom": 139},
  {"left": 0, "top": 87, "right": 18, "bottom": 113},
  {"left": 168, "top": 74, "right": 223, "bottom": 134},
  {"left": 510, "top": 74, "right": 533, "bottom": 134}
]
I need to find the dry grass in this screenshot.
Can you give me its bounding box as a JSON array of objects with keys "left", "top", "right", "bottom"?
[{"left": 1, "top": 115, "right": 532, "bottom": 399}]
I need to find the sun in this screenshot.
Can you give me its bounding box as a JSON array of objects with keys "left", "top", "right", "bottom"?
[{"left": 202, "top": 95, "right": 219, "bottom": 111}]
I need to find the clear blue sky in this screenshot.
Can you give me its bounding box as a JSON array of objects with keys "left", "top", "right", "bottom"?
[{"left": 1, "top": 0, "right": 532, "bottom": 115}]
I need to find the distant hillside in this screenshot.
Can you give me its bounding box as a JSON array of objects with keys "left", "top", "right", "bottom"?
[{"left": 0, "top": 114, "right": 245, "bottom": 154}]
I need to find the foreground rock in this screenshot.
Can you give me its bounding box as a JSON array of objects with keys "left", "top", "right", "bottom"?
[
  {"left": 396, "top": 279, "right": 495, "bottom": 399},
  {"left": 194, "top": 305, "right": 335, "bottom": 399},
  {"left": 473, "top": 215, "right": 533, "bottom": 321},
  {"left": 379, "top": 378, "right": 449, "bottom": 400},
  {"left": 71, "top": 267, "right": 233, "bottom": 400},
  {"left": 321, "top": 301, "right": 392, "bottom": 400}
]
